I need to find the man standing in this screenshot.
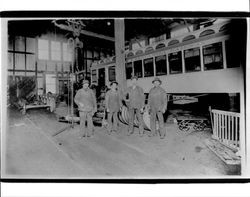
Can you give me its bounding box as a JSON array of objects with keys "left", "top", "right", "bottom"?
[
  {"left": 148, "top": 77, "right": 167, "bottom": 139},
  {"left": 105, "top": 81, "right": 123, "bottom": 135},
  {"left": 124, "top": 76, "right": 145, "bottom": 136},
  {"left": 74, "top": 80, "right": 97, "bottom": 138}
]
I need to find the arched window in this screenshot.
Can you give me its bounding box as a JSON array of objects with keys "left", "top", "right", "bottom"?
[
  {"left": 145, "top": 47, "right": 154, "bottom": 53},
  {"left": 182, "top": 35, "right": 195, "bottom": 42},
  {"left": 219, "top": 24, "right": 230, "bottom": 32},
  {"left": 127, "top": 52, "right": 134, "bottom": 58},
  {"left": 199, "top": 29, "right": 215, "bottom": 37},
  {"left": 168, "top": 39, "right": 179, "bottom": 46},
  {"left": 135, "top": 50, "right": 143, "bottom": 56},
  {"left": 155, "top": 43, "right": 166, "bottom": 49}
]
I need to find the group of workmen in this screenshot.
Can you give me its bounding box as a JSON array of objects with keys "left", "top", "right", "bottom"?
[{"left": 74, "top": 76, "right": 168, "bottom": 139}]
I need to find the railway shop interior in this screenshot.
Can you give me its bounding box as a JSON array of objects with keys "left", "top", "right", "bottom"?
[{"left": 1, "top": 18, "right": 248, "bottom": 179}]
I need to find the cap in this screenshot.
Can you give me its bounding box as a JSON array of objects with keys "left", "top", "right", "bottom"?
[
  {"left": 152, "top": 77, "right": 162, "bottom": 84},
  {"left": 110, "top": 81, "right": 118, "bottom": 86},
  {"left": 82, "top": 80, "right": 89, "bottom": 85},
  {"left": 131, "top": 75, "right": 138, "bottom": 80}
]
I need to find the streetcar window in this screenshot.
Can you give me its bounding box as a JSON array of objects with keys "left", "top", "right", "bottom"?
[
  {"left": 143, "top": 58, "right": 154, "bottom": 77},
  {"left": 91, "top": 69, "right": 97, "bottom": 83},
  {"left": 184, "top": 47, "right": 201, "bottom": 72},
  {"left": 225, "top": 40, "right": 240, "bottom": 68},
  {"left": 125, "top": 62, "right": 133, "bottom": 79},
  {"left": 155, "top": 55, "right": 167, "bottom": 76},
  {"left": 203, "top": 42, "right": 223, "bottom": 70},
  {"left": 168, "top": 51, "right": 182, "bottom": 74},
  {"left": 108, "top": 66, "right": 116, "bottom": 81},
  {"left": 134, "top": 60, "right": 143, "bottom": 78}
]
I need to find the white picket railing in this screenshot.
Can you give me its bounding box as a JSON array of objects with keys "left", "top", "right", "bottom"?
[{"left": 211, "top": 109, "right": 240, "bottom": 150}]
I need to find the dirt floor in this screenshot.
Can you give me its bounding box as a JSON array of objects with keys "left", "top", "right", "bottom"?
[{"left": 2, "top": 106, "right": 241, "bottom": 179}]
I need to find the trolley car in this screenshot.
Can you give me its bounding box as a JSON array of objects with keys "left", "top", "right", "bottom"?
[{"left": 91, "top": 19, "right": 245, "bottom": 95}]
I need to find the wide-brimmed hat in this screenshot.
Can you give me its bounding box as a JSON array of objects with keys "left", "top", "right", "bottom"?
[
  {"left": 110, "top": 81, "right": 118, "bottom": 86},
  {"left": 152, "top": 77, "right": 162, "bottom": 84},
  {"left": 131, "top": 75, "right": 138, "bottom": 80},
  {"left": 82, "top": 80, "right": 89, "bottom": 85}
]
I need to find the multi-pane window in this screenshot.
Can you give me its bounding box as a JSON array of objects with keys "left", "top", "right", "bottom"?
[
  {"left": 133, "top": 60, "right": 143, "bottom": 78},
  {"left": 38, "top": 39, "right": 49, "bottom": 60},
  {"left": 125, "top": 62, "right": 133, "bottom": 79},
  {"left": 51, "top": 41, "right": 61, "bottom": 61},
  {"left": 184, "top": 47, "right": 201, "bottom": 72},
  {"left": 155, "top": 55, "right": 167, "bottom": 76},
  {"left": 203, "top": 42, "right": 223, "bottom": 70},
  {"left": 109, "top": 66, "right": 116, "bottom": 81},
  {"left": 63, "top": 43, "right": 73, "bottom": 62},
  {"left": 168, "top": 51, "right": 182, "bottom": 74},
  {"left": 143, "top": 58, "right": 154, "bottom": 77}
]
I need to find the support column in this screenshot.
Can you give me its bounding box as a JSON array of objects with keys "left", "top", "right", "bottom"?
[{"left": 114, "top": 19, "right": 126, "bottom": 91}]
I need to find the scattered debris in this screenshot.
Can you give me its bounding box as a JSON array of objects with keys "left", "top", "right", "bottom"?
[{"left": 205, "top": 138, "right": 241, "bottom": 165}]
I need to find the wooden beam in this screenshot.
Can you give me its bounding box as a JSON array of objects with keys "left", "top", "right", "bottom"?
[
  {"left": 53, "top": 21, "right": 115, "bottom": 42},
  {"left": 114, "top": 19, "right": 126, "bottom": 91}
]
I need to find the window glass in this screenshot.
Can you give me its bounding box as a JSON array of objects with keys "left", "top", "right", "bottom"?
[
  {"left": 125, "top": 62, "right": 133, "bottom": 79},
  {"left": 168, "top": 51, "right": 182, "bottom": 74},
  {"left": 63, "top": 43, "right": 73, "bottom": 62},
  {"left": 184, "top": 47, "right": 201, "bottom": 72},
  {"left": 38, "top": 39, "right": 49, "bottom": 60},
  {"left": 109, "top": 66, "right": 116, "bottom": 81},
  {"left": 225, "top": 40, "right": 240, "bottom": 68},
  {"left": 155, "top": 55, "right": 167, "bottom": 76},
  {"left": 133, "top": 60, "right": 143, "bottom": 78},
  {"left": 143, "top": 58, "right": 154, "bottom": 77},
  {"left": 203, "top": 42, "right": 223, "bottom": 70},
  {"left": 92, "top": 69, "right": 97, "bottom": 83},
  {"left": 51, "top": 41, "right": 61, "bottom": 61}
]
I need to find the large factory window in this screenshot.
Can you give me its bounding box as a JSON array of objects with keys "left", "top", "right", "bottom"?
[
  {"left": 51, "top": 41, "right": 61, "bottom": 61},
  {"left": 38, "top": 39, "right": 49, "bottom": 60},
  {"left": 225, "top": 40, "right": 240, "bottom": 68},
  {"left": 133, "top": 60, "right": 143, "bottom": 78},
  {"left": 184, "top": 47, "right": 201, "bottom": 72},
  {"left": 168, "top": 51, "right": 182, "bottom": 74},
  {"left": 109, "top": 66, "right": 116, "bottom": 81},
  {"left": 143, "top": 58, "right": 154, "bottom": 77},
  {"left": 155, "top": 55, "right": 167, "bottom": 76},
  {"left": 63, "top": 43, "right": 72, "bottom": 62},
  {"left": 125, "top": 62, "right": 133, "bottom": 79},
  {"left": 203, "top": 42, "right": 223, "bottom": 70}
]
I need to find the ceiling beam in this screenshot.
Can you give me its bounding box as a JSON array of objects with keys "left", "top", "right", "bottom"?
[{"left": 53, "top": 21, "right": 115, "bottom": 42}]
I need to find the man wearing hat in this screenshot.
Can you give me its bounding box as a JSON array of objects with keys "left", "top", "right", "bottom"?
[
  {"left": 124, "top": 76, "right": 145, "bottom": 136},
  {"left": 148, "top": 77, "right": 167, "bottom": 139},
  {"left": 105, "top": 81, "right": 123, "bottom": 134},
  {"left": 74, "top": 79, "right": 97, "bottom": 138}
]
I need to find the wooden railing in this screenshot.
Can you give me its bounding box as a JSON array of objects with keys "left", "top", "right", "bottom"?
[{"left": 211, "top": 109, "right": 240, "bottom": 150}]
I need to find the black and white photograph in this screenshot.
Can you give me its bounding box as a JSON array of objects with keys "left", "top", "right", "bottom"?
[{"left": 0, "top": 14, "right": 249, "bottom": 180}]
